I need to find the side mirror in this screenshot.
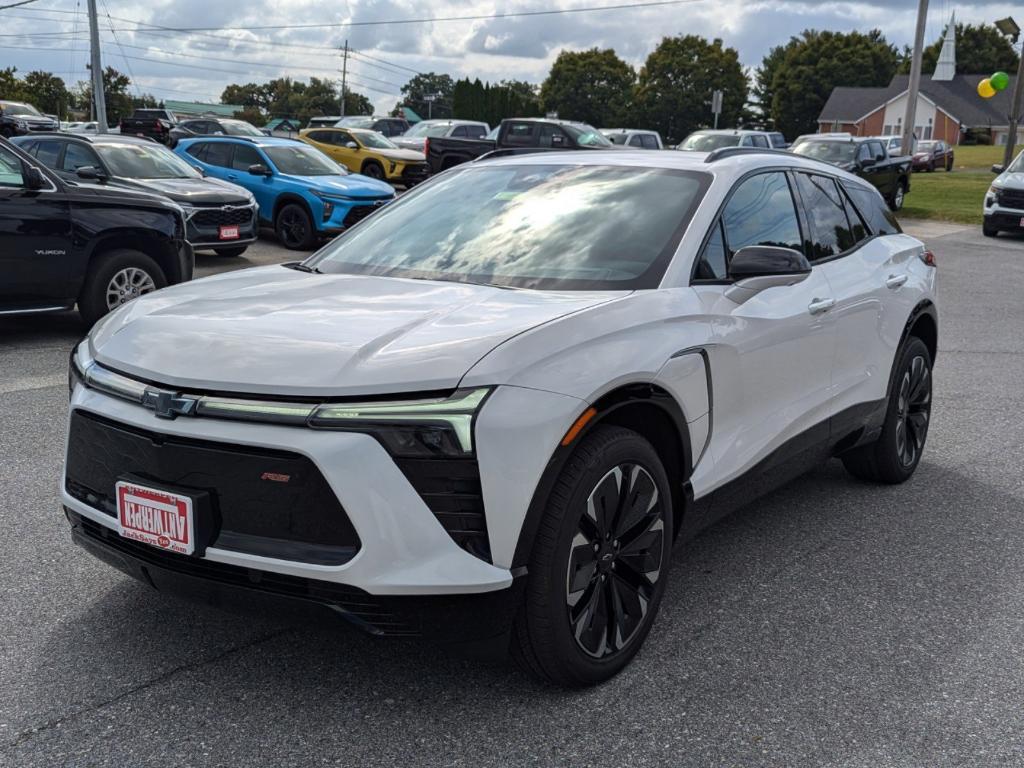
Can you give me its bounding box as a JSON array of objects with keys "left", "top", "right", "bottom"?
[
  {"left": 23, "top": 165, "right": 46, "bottom": 190},
  {"left": 192, "top": 165, "right": 207, "bottom": 177},
  {"left": 75, "top": 166, "right": 108, "bottom": 182},
  {"left": 859, "top": 157, "right": 875, "bottom": 169},
  {"left": 725, "top": 246, "right": 812, "bottom": 304},
  {"left": 992, "top": 164, "right": 1005, "bottom": 174},
  {"left": 248, "top": 163, "right": 271, "bottom": 176},
  {"left": 345, "top": 141, "right": 359, "bottom": 150}
]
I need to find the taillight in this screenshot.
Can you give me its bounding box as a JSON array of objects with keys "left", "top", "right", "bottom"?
[
  {"left": 919, "top": 250, "right": 936, "bottom": 267},
  {"left": 424, "top": 137, "right": 430, "bottom": 158},
  {"left": 154, "top": 122, "right": 164, "bottom": 132}
]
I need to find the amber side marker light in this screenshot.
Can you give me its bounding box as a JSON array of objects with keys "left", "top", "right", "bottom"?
[{"left": 561, "top": 407, "right": 597, "bottom": 446}]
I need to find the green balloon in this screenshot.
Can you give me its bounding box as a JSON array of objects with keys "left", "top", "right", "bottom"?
[{"left": 992, "top": 71, "right": 1010, "bottom": 91}]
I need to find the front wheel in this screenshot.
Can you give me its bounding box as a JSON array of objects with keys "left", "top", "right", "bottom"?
[
  {"left": 983, "top": 221, "right": 999, "bottom": 238},
  {"left": 274, "top": 203, "right": 317, "bottom": 250},
  {"left": 78, "top": 249, "right": 167, "bottom": 327},
  {"left": 361, "top": 161, "right": 385, "bottom": 180},
  {"left": 511, "top": 425, "right": 673, "bottom": 686},
  {"left": 842, "top": 337, "right": 932, "bottom": 484}
]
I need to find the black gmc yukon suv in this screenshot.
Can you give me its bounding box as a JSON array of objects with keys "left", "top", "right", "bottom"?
[{"left": 0, "top": 137, "right": 193, "bottom": 326}]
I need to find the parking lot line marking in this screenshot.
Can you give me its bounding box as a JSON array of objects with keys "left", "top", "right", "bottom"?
[{"left": 0, "top": 374, "right": 65, "bottom": 394}]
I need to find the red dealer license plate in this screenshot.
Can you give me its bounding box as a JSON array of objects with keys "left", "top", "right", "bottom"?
[
  {"left": 116, "top": 481, "right": 195, "bottom": 555},
  {"left": 219, "top": 225, "right": 240, "bottom": 240}
]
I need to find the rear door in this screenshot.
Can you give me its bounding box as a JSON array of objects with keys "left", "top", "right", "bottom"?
[{"left": 0, "top": 143, "right": 75, "bottom": 309}]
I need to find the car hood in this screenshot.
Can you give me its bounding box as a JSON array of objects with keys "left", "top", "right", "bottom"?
[
  {"left": 995, "top": 172, "right": 1024, "bottom": 188},
  {"left": 112, "top": 176, "right": 252, "bottom": 205},
  {"left": 286, "top": 173, "right": 394, "bottom": 199},
  {"left": 377, "top": 147, "right": 426, "bottom": 162},
  {"left": 89, "top": 266, "right": 621, "bottom": 397},
  {"left": 19, "top": 115, "right": 58, "bottom": 127},
  {"left": 391, "top": 137, "right": 426, "bottom": 151}
]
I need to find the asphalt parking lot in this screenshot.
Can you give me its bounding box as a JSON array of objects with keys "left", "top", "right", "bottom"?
[{"left": 2, "top": 224, "right": 1023, "bottom": 767}]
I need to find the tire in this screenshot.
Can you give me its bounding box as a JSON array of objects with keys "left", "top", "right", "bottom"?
[
  {"left": 888, "top": 181, "right": 906, "bottom": 211},
  {"left": 926, "top": 161, "right": 935, "bottom": 172},
  {"left": 983, "top": 221, "right": 999, "bottom": 238},
  {"left": 274, "top": 202, "right": 317, "bottom": 250},
  {"left": 842, "top": 337, "right": 932, "bottom": 484},
  {"left": 946, "top": 158, "right": 953, "bottom": 172},
  {"left": 212, "top": 245, "right": 248, "bottom": 257},
  {"left": 511, "top": 425, "right": 674, "bottom": 687},
  {"left": 361, "top": 161, "right": 385, "bottom": 180},
  {"left": 78, "top": 248, "right": 167, "bottom": 327}
]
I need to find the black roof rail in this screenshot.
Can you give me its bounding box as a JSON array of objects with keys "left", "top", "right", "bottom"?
[{"left": 703, "top": 146, "right": 796, "bottom": 163}]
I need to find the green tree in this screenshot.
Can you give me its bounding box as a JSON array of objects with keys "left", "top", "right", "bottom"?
[
  {"left": 78, "top": 66, "right": 134, "bottom": 124},
  {"left": 0, "top": 67, "right": 25, "bottom": 102},
  {"left": 752, "top": 44, "right": 786, "bottom": 121},
  {"left": 768, "top": 30, "right": 897, "bottom": 139},
  {"left": 540, "top": 48, "right": 635, "bottom": 126},
  {"left": 400, "top": 72, "right": 454, "bottom": 119},
  {"left": 342, "top": 90, "right": 373, "bottom": 116},
  {"left": 634, "top": 36, "right": 748, "bottom": 144},
  {"left": 905, "top": 23, "right": 1020, "bottom": 75}
]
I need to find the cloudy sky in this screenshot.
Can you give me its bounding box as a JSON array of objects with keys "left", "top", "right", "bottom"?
[{"left": 0, "top": 0, "right": 1017, "bottom": 113}]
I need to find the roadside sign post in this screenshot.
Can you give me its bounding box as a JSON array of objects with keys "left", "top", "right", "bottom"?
[{"left": 711, "top": 90, "right": 723, "bottom": 130}]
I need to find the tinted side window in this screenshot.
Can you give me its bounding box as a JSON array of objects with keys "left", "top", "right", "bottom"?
[
  {"left": 61, "top": 143, "right": 100, "bottom": 171},
  {"left": 451, "top": 125, "right": 468, "bottom": 138},
  {"left": 751, "top": 135, "right": 769, "bottom": 148},
  {"left": 722, "top": 172, "right": 802, "bottom": 254},
  {"left": 185, "top": 142, "right": 208, "bottom": 161},
  {"left": 537, "top": 124, "right": 569, "bottom": 147},
  {"left": 641, "top": 135, "right": 659, "bottom": 149},
  {"left": 628, "top": 134, "right": 644, "bottom": 147},
  {"left": 857, "top": 144, "right": 872, "bottom": 163},
  {"left": 204, "top": 142, "right": 233, "bottom": 168},
  {"left": 33, "top": 140, "right": 63, "bottom": 168},
  {"left": 871, "top": 141, "right": 886, "bottom": 161},
  {"left": 504, "top": 122, "right": 537, "bottom": 146},
  {"left": 231, "top": 143, "right": 262, "bottom": 171},
  {"left": 695, "top": 219, "right": 728, "bottom": 280},
  {"left": 465, "top": 125, "right": 487, "bottom": 139},
  {"left": 843, "top": 182, "right": 902, "bottom": 236},
  {"left": 0, "top": 144, "right": 25, "bottom": 188},
  {"left": 840, "top": 187, "right": 869, "bottom": 245},
  {"left": 307, "top": 130, "right": 330, "bottom": 143},
  {"left": 793, "top": 173, "right": 855, "bottom": 260}
]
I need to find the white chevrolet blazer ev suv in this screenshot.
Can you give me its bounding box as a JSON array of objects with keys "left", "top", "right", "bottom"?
[{"left": 64, "top": 147, "right": 938, "bottom": 686}]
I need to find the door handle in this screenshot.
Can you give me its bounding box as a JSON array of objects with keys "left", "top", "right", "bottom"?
[
  {"left": 808, "top": 297, "right": 835, "bottom": 315},
  {"left": 227, "top": 174, "right": 238, "bottom": 180},
  {"left": 886, "top": 274, "right": 909, "bottom": 289}
]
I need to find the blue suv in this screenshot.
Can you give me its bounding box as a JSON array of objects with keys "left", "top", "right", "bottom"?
[{"left": 175, "top": 136, "right": 395, "bottom": 250}]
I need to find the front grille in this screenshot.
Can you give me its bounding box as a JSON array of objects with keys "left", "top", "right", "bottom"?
[
  {"left": 191, "top": 206, "right": 255, "bottom": 227},
  {"left": 72, "top": 512, "right": 419, "bottom": 636},
  {"left": 988, "top": 212, "right": 1024, "bottom": 229},
  {"left": 395, "top": 457, "right": 490, "bottom": 562},
  {"left": 65, "top": 410, "right": 360, "bottom": 566},
  {"left": 998, "top": 188, "right": 1024, "bottom": 210},
  {"left": 342, "top": 201, "right": 386, "bottom": 229}
]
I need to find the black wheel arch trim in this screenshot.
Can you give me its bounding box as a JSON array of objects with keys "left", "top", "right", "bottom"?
[
  {"left": 893, "top": 300, "right": 938, "bottom": 395},
  {"left": 272, "top": 194, "right": 315, "bottom": 226},
  {"left": 510, "top": 382, "right": 693, "bottom": 569}
]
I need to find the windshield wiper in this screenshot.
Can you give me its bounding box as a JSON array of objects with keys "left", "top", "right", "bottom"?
[{"left": 285, "top": 262, "right": 321, "bottom": 274}]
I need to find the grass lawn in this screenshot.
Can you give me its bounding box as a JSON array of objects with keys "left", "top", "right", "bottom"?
[{"left": 900, "top": 145, "right": 1007, "bottom": 225}]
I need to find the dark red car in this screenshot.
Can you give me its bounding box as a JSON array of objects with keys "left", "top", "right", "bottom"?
[{"left": 912, "top": 140, "right": 954, "bottom": 172}]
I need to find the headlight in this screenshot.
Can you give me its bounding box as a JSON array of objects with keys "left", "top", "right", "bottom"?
[
  {"left": 68, "top": 341, "right": 92, "bottom": 398},
  {"left": 15, "top": 120, "right": 27, "bottom": 130},
  {"left": 308, "top": 388, "right": 491, "bottom": 457}
]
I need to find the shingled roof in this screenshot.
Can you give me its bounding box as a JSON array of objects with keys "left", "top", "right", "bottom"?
[{"left": 818, "top": 74, "right": 1013, "bottom": 128}]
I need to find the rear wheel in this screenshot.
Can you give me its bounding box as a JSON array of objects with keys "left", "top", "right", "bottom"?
[
  {"left": 842, "top": 337, "right": 932, "bottom": 484},
  {"left": 212, "top": 245, "right": 248, "bottom": 257},
  {"left": 274, "top": 203, "right": 317, "bottom": 250},
  {"left": 927, "top": 161, "right": 935, "bottom": 172},
  {"left": 511, "top": 425, "right": 673, "bottom": 686},
  {"left": 946, "top": 158, "right": 953, "bottom": 171},
  {"left": 78, "top": 249, "right": 167, "bottom": 326},
  {"left": 889, "top": 181, "right": 906, "bottom": 211}
]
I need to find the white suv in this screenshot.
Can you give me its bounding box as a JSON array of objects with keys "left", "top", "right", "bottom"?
[{"left": 64, "top": 147, "right": 938, "bottom": 686}]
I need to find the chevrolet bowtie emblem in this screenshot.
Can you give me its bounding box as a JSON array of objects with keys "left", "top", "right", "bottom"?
[{"left": 141, "top": 388, "right": 199, "bottom": 419}]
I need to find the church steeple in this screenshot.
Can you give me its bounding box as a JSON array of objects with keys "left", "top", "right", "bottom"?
[{"left": 933, "top": 12, "right": 957, "bottom": 81}]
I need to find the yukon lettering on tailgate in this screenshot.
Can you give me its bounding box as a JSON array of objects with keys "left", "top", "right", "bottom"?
[{"left": 34, "top": 249, "right": 66, "bottom": 256}]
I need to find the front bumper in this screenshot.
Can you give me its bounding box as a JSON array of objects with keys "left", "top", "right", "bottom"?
[
  {"left": 67, "top": 508, "right": 523, "bottom": 650},
  {"left": 983, "top": 203, "right": 1024, "bottom": 230},
  {"left": 185, "top": 203, "right": 258, "bottom": 248},
  {"left": 317, "top": 197, "right": 390, "bottom": 234}
]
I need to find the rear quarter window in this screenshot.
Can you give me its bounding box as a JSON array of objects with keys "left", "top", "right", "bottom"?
[{"left": 843, "top": 181, "right": 902, "bottom": 236}]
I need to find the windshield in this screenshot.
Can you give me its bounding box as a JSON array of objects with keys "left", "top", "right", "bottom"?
[
  {"left": 404, "top": 122, "right": 450, "bottom": 138},
  {"left": 96, "top": 143, "right": 200, "bottom": 179},
  {"left": 916, "top": 141, "right": 936, "bottom": 152},
  {"left": 1, "top": 101, "right": 42, "bottom": 117},
  {"left": 308, "top": 164, "right": 710, "bottom": 290},
  {"left": 604, "top": 133, "right": 629, "bottom": 145},
  {"left": 791, "top": 140, "right": 857, "bottom": 164},
  {"left": 357, "top": 132, "right": 398, "bottom": 150},
  {"left": 336, "top": 117, "right": 374, "bottom": 129},
  {"left": 223, "top": 120, "right": 264, "bottom": 136},
  {"left": 564, "top": 124, "right": 612, "bottom": 147},
  {"left": 679, "top": 133, "right": 741, "bottom": 151},
  {"left": 264, "top": 145, "right": 347, "bottom": 176}
]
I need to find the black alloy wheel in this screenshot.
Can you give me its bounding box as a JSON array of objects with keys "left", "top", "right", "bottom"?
[
  {"left": 275, "top": 203, "right": 316, "bottom": 250},
  {"left": 566, "top": 464, "right": 666, "bottom": 659},
  {"left": 894, "top": 353, "right": 931, "bottom": 469},
  {"left": 361, "top": 161, "right": 385, "bottom": 180},
  {"left": 511, "top": 425, "right": 673, "bottom": 686},
  {"left": 842, "top": 336, "right": 932, "bottom": 484}
]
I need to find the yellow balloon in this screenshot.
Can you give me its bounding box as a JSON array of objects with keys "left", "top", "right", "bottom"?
[{"left": 978, "top": 78, "right": 996, "bottom": 98}]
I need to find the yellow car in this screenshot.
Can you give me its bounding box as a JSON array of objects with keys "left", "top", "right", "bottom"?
[{"left": 299, "top": 127, "right": 428, "bottom": 186}]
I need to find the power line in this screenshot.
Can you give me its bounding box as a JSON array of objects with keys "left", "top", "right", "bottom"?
[{"left": 0, "top": 0, "right": 42, "bottom": 11}]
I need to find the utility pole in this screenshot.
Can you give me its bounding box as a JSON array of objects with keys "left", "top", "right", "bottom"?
[
  {"left": 339, "top": 40, "right": 348, "bottom": 117},
  {"left": 87, "top": 0, "right": 108, "bottom": 133},
  {"left": 1000, "top": 18, "right": 1024, "bottom": 167},
  {"left": 902, "top": 0, "right": 929, "bottom": 156}
]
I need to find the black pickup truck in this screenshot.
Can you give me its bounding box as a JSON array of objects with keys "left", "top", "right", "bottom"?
[
  {"left": 790, "top": 135, "right": 912, "bottom": 211},
  {"left": 119, "top": 108, "right": 178, "bottom": 145},
  {"left": 0, "top": 137, "right": 192, "bottom": 326},
  {"left": 425, "top": 117, "right": 615, "bottom": 173}
]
